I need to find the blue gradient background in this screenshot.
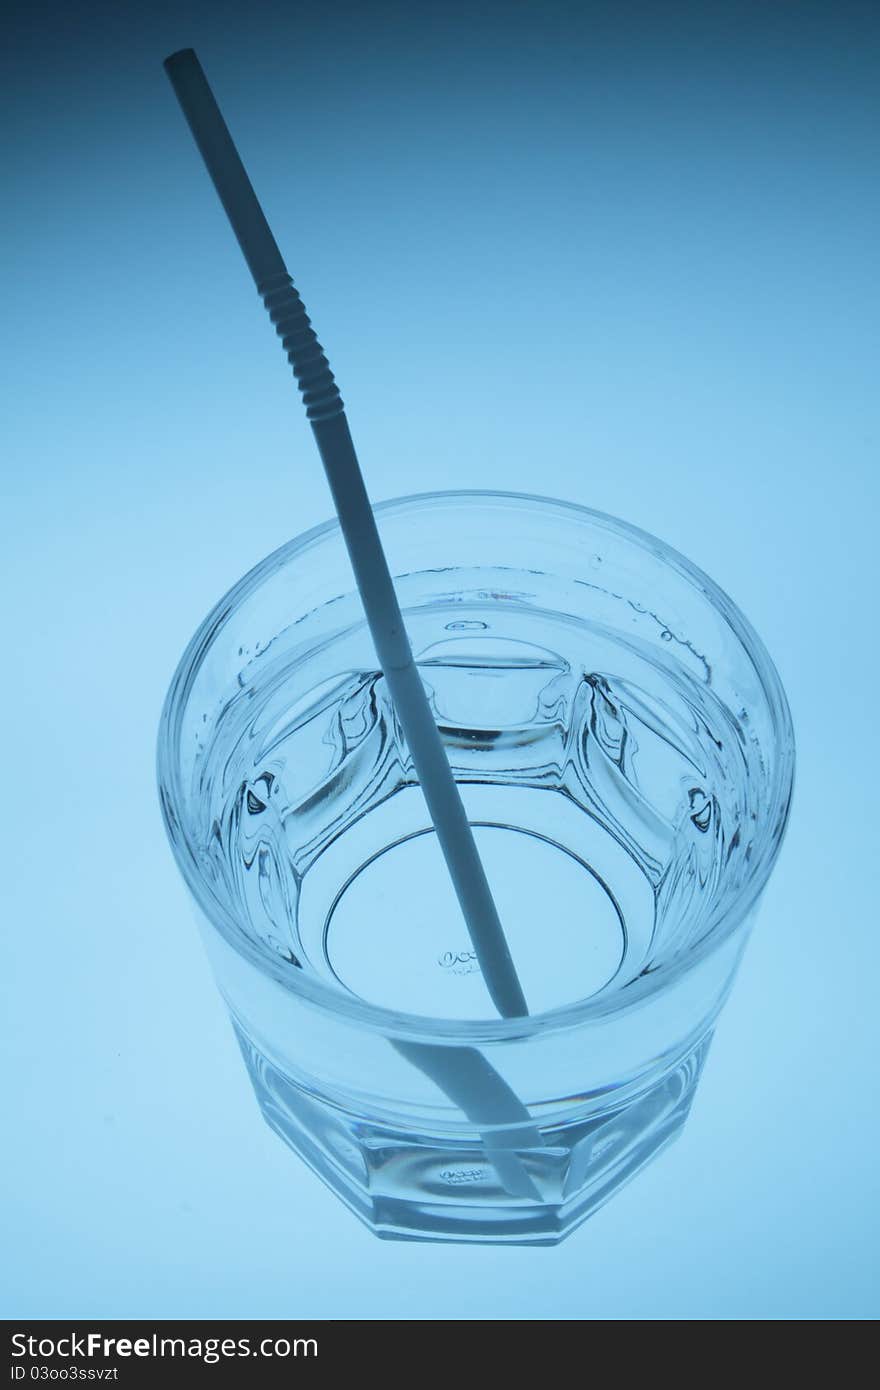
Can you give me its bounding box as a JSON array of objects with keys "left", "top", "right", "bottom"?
[{"left": 3, "top": 0, "right": 878, "bottom": 1319}]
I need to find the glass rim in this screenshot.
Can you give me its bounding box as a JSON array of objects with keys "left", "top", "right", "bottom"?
[{"left": 157, "top": 489, "right": 795, "bottom": 1044}]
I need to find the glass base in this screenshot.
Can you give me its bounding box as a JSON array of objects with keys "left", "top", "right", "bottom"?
[{"left": 234, "top": 1024, "right": 712, "bottom": 1245}]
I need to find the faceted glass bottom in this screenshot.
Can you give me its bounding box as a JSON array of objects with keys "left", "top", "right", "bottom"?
[{"left": 234, "top": 1024, "right": 712, "bottom": 1245}]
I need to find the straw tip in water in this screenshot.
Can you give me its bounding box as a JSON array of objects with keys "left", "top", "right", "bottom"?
[{"left": 163, "top": 48, "right": 198, "bottom": 73}]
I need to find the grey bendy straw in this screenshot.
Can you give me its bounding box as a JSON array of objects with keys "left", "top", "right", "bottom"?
[{"left": 163, "top": 48, "right": 528, "bottom": 1019}]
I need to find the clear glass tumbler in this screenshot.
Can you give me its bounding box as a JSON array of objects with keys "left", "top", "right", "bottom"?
[{"left": 157, "top": 492, "right": 794, "bottom": 1244}]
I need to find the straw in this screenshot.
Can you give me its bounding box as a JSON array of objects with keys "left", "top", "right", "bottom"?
[
  {"left": 393, "top": 1041, "right": 544, "bottom": 1199},
  {"left": 163, "top": 48, "right": 528, "bottom": 1019}
]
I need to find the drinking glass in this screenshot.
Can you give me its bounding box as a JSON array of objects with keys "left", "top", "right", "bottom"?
[{"left": 157, "top": 492, "right": 794, "bottom": 1244}]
